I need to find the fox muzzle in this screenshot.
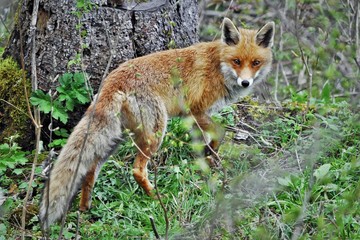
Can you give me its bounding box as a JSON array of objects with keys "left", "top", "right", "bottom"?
[{"left": 237, "top": 77, "right": 253, "bottom": 88}]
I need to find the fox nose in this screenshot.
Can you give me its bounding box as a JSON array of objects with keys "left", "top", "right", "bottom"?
[{"left": 241, "top": 80, "right": 250, "bottom": 88}]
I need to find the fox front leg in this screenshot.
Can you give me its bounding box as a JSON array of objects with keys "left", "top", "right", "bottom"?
[{"left": 193, "top": 113, "right": 225, "bottom": 167}]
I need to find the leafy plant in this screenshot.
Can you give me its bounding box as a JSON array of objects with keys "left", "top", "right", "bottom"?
[
  {"left": 72, "top": 0, "right": 97, "bottom": 18},
  {"left": 0, "top": 135, "right": 28, "bottom": 175},
  {"left": 30, "top": 72, "right": 91, "bottom": 124},
  {"left": 49, "top": 128, "right": 70, "bottom": 147}
]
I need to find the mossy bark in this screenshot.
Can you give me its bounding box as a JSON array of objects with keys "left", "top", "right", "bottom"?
[{"left": 0, "top": 58, "right": 33, "bottom": 147}]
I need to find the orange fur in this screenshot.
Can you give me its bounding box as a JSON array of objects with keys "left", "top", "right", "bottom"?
[{"left": 40, "top": 18, "right": 275, "bottom": 229}]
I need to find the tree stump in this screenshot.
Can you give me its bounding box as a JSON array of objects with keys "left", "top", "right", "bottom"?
[{"left": 2, "top": 0, "right": 198, "bottom": 146}]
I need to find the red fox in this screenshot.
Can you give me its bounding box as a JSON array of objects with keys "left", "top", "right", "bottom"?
[{"left": 40, "top": 18, "right": 275, "bottom": 229}]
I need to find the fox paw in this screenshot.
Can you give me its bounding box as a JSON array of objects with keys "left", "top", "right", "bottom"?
[
  {"left": 205, "top": 155, "right": 221, "bottom": 168},
  {"left": 147, "top": 189, "right": 163, "bottom": 199}
]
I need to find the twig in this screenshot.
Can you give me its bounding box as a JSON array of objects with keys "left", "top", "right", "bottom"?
[
  {"left": 265, "top": 204, "right": 287, "bottom": 239},
  {"left": 274, "top": 18, "right": 285, "bottom": 105},
  {"left": 149, "top": 216, "right": 160, "bottom": 239},
  {"left": 151, "top": 155, "right": 169, "bottom": 240},
  {"left": 212, "top": 0, "right": 234, "bottom": 42},
  {"left": 294, "top": 140, "right": 302, "bottom": 172},
  {"left": 236, "top": 119, "right": 258, "bottom": 133},
  {"left": 291, "top": 171, "right": 314, "bottom": 240},
  {"left": 0, "top": 99, "right": 31, "bottom": 118},
  {"left": 0, "top": 15, "right": 10, "bottom": 33},
  {"left": 355, "top": 0, "right": 360, "bottom": 72},
  {"left": 191, "top": 115, "right": 223, "bottom": 163},
  {"left": 21, "top": 0, "right": 41, "bottom": 239},
  {"left": 291, "top": 127, "right": 322, "bottom": 240},
  {"left": 190, "top": 114, "right": 228, "bottom": 240},
  {"left": 333, "top": 92, "right": 359, "bottom": 98},
  {"left": 294, "top": 0, "right": 313, "bottom": 114},
  {"left": 75, "top": 211, "right": 80, "bottom": 239}
]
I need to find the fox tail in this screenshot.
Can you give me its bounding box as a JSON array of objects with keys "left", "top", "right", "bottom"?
[{"left": 39, "top": 100, "right": 122, "bottom": 229}]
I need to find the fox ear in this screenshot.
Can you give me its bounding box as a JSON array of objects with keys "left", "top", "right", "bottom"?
[
  {"left": 255, "top": 22, "right": 275, "bottom": 48},
  {"left": 221, "top": 18, "right": 241, "bottom": 46}
]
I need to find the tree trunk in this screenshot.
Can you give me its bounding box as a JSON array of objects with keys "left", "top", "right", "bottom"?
[{"left": 2, "top": 0, "right": 198, "bottom": 146}]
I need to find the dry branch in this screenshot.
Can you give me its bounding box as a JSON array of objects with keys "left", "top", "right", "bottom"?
[{"left": 21, "top": 0, "right": 42, "bottom": 239}]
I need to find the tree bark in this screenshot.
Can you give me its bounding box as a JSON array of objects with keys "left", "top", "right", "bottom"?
[{"left": 5, "top": 0, "right": 199, "bottom": 91}]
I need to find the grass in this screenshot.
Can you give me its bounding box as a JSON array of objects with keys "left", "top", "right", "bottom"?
[{"left": 1, "top": 99, "right": 359, "bottom": 239}]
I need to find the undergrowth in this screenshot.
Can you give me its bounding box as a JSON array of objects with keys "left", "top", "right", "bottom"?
[{"left": 1, "top": 99, "right": 359, "bottom": 239}]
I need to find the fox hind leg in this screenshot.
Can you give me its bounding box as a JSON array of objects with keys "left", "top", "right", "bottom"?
[
  {"left": 79, "top": 155, "right": 110, "bottom": 211},
  {"left": 123, "top": 94, "right": 167, "bottom": 196},
  {"left": 132, "top": 135, "right": 163, "bottom": 196},
  {"left": 79, "top": 157, "right": 99, "bottom": 212}
]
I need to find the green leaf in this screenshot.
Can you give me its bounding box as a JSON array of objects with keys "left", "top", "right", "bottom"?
[
  {"left": 11, "top": 153, "right": 27, "bottom": 164},
  {"left": 74, "top": 88, "right": 90, "bottom": 104},
  {"left": 314, "top": 163, "right": 331, "bottom": 180},
  {"left": 323, "top": 183, "right": 339, "bottom": 192},
  {"left": 52, "top": 102, "right": 69, "bottom": 124},
  {"left": 321, "top": 80, "right": 331, "bottom": 103},
  {"left": 65, "top": 98, "right": 75, "bottom": 111},
  {"left": 56, "top": 85, "right": 68, "bottom": 95},
  {"left": 277, "top": 176, "right": 292, "bottom": 187},
  {"left": 57, "top": 72, "right": 90, "bottom": 109},
  {"left": 0, "top": 143, "right": 10, "bottom": 152},
  {"left": 0, "top": 223, "right": 6, "bottom": 236},
  {"left": 59, "top": 73, "right": 73, "bottom": 86},
  {"left": 54, "top": 128, "right": 70, "bottom": 138},
  {"left": 1, "top": 158, "right": 15, "bottom": 170},
  {"left": 49, "top": 138, "right": 68, "bottom": 147},
  {"left": 30, "top": 90, "right": 52, "bottom": 113},
  {"left": 13, "top": 168, "right": 23, "bottom": 175},
  {"left": 19, "top": 182, "right": 28, "bottom": 189},
  {"left": 73, "top": 72, "right": 85, "bottom": 84}
]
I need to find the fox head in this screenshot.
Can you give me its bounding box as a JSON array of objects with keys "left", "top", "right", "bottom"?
[{"left": 220, "top": 18, "right": 275, "bottom": 91}]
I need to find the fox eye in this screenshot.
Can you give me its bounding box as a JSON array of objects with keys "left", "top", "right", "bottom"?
[
  {"left": 233, "top": 59, "right": 241, "bottom": 65},
  {"left": 252, "top": 60, "right": 261, "bottom": 67}
]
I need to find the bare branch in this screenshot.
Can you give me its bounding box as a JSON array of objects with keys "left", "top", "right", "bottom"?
[
  {"left": 150, "top": 215, "right": 160, "bottom": 239},
  {"left": 294, "top": 0, "right": 313, "bottom": 113},
  {"left": 0, "top": 99, "right": 32, "bottom": 119},
  {"left": 21, "top": 0, "right": 41, "bottom": 239},
  {"left": 0, "top": 15, "right": 10, "bottom": 33}
]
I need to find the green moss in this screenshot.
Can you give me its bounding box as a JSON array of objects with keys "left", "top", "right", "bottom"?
[{"left": 0, "top": 57, "right": 32, "bottom": 146}]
